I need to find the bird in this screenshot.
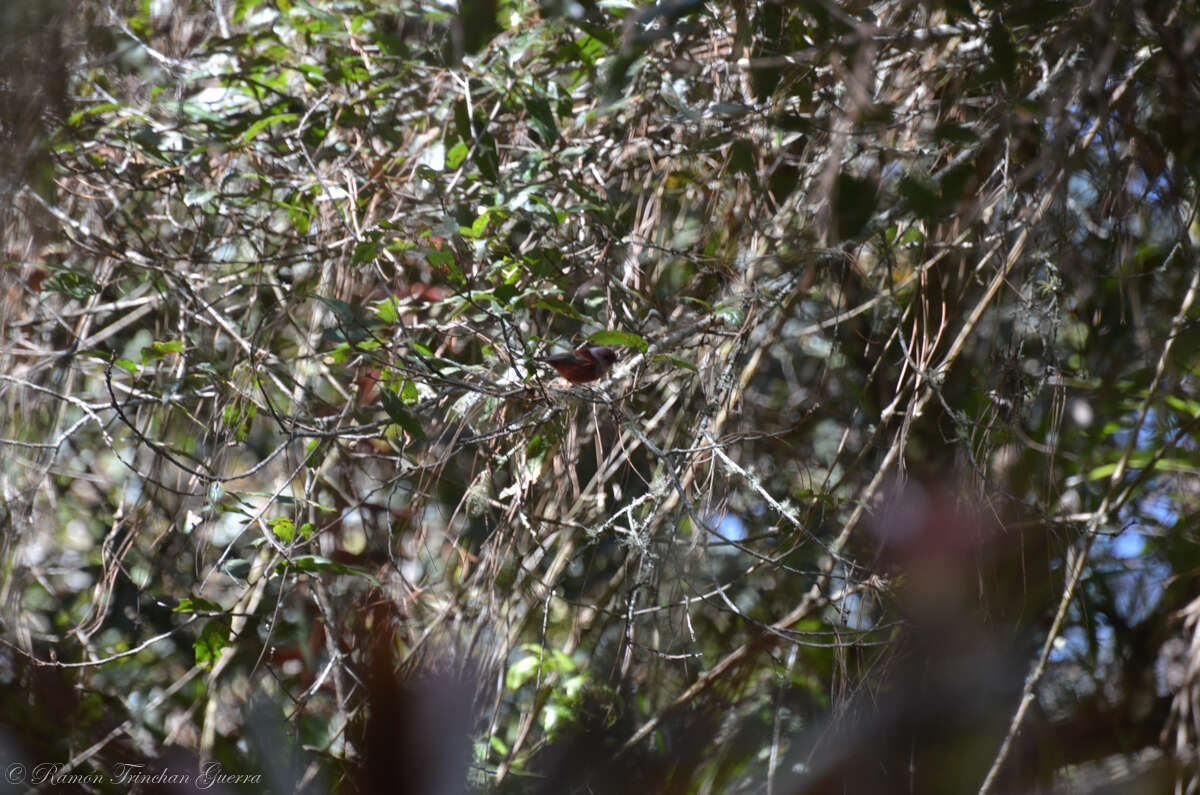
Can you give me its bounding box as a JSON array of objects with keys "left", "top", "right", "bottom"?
[{"left": 536, "top": 345, "right": 618, "bottom": 384}]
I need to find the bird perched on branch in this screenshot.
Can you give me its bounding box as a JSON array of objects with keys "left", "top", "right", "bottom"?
[{"left": 536, "top": 345, "right": 618, "bottom": 384}]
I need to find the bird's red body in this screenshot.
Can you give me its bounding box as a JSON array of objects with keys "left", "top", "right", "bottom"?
[{"left": 537, "top": 345, "right": 618, "bottom": 384}]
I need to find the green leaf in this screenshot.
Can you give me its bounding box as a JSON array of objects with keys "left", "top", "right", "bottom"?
[
  {"left": 1087, "top": 455, "right": 1200, "bottom": 482},
  {"left": 548, "top": 648, "right": 576, "bottom": 673},
  {"left": 446, "top": 140, "right": 470, "bottom": 169},
  {"left": 473, "top": 132, "right": 501, "bottom": 182},
  {"left": 524, "top": 95, "right": 559, "bottom": 147},
  {"left": 506, "top": 653, "right": 542, "bottom": 690},
  {"left": 277, "top": 555, "right": 381, "bottom": 585},
  {"left": 113, "top": 358, "right": 139, "bottom": 375},
  {"left": 588, "top": 330, "right": 648, "bottom": 353},
  {"left": 462, "top": 211, "right": 491, "bottom": 239},
  {"left": 270, "top": 516, "right": 296, "bottom": 542},
  {"left": 427, "top": 248, "right": 464, "bottom": 285},
  {"left": 42, "top": 271, "right": 99, "bottom": 299},
  {"left": 174, "top": 597, "right": 223, "bottom": 614},
  {"left": 574, "top": 34, "right": 611, "bottom": 64},
  {"left": 1166, "top": 395, "right": 1200, "bottom": 418},
  {"left": 234, "top": 0, "right": 267, "bottom": 22},
  {"left": 651, "top": 354, "right": 696, "bottom": 372},
  {"left": 241, "top": 112, "right": 299, "bottom": 142},
  {"left": 714, "top": 301, "right": 744, "bottom": 326},
  {"left": 316, "top": 295, "right": 378, "bottom": 343},
  {"left": 374, "top": 297, "right": 400, "bottom": 324},
  {"left": 493, "top": 282, "right": 519, "bottom": 304},
  {"left": 141, "top": 340, "right": 185, "bottom": 363},
  {"left": 535, "top": 296, "right": 583, "bottom": 319},
  {"left": 352, "top": 240, "right": 378, "bottom": 265},
  {"left": 66, "top": 102, "right": 123, "bottom": 126},
  {"left": 194, "top": 617, "right": 232, "bottom": 669},
  {"left": 381, "top": 389, "right": 427, "bottom": 440},
  {"left": 454, "top": 99, "right": 474, "bottom": 141},
  {"left": 543, "top": 703, "right": 573, "bottom": 734},
  {"left": 222, "top": 403, "right": 256, "bottom": 442}
]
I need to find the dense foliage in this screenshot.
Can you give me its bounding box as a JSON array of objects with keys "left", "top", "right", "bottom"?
[{"left": 2, "top": 0, "right": 1199, "bottom": 792}]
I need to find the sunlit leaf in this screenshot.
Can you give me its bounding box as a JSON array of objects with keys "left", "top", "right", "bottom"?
[
  {"left": 194, "top": 618, "right": 232, "bottom": 669},
  {"left": 175, "top": 597, "right": 223, "bottom": 614},
  {"left": 270, "top": 516, "right": 296, "bottom": 542}
]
